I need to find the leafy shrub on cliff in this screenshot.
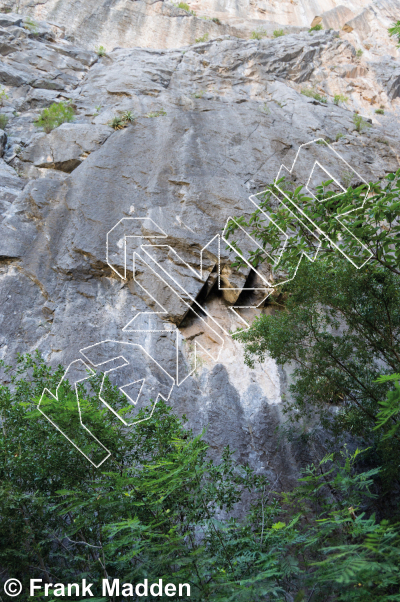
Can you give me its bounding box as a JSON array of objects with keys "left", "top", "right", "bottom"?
[
  {"left": 333, "top": 93, "right": 348, "bottom": 105},
  {"left": 309, "top": 23, "right": 323, "bottom": 32},
  {"left": 389, "top": 20, "right": 400, "bottom": 46},
  {"left": 0, "top": 85, "right": 9, "bottom": 106},
  {"left": 228, "top": 170, "right": 400, "bottom": 515},
  {"left": 34, "top": 101, "right": 75, "bottom": 133},
  {"left": 195, "top": 32, "right": 209, "bottom": 43},
  {"left": 353, "top": 113, "right": 372, "bottom": 132},
  {"left": 95, "top": 45, "right": 106, "bottom": 56},
  {"left": 174, "top": 2, "right": 196, "bottom": 16},
  {"left": 0, "top": 113, "right": 8, "bottom": 130},
  {"left": 301, "top": 88, "right": 327, "bottom": 103}
]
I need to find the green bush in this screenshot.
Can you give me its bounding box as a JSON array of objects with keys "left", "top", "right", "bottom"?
[
  {"left": 356, "top": 48, "right": 363, "bottom": 58},
  {"left": 251, "top": 29, "right": 267, "bottom": 39},
  {"left": 301, "top": 88, "right": 327, "bottom": 103},
  {"left": 0, "top": 113, "right": 8, "bottom": 129},
  {"left": 212, "top": 17, "right": 221, "bottom": 25},
  {"left": 333, "top": 93, "right": 348, "bottom": 105},
  {"left": 1, "top": 352, "right": 400, "bottom": 601},
  {"left": 353, "top": 112, "right": 372, "bottom": 132},
  {"left": 175, "top": 2, "right": 196, "bottom": 16},
  {"left": 0, "top": 86, "right": 9, "bottom": 106},
  {"left": 335, "top": 131, "right": 344, "bottom": 141},
  {"left": 34, "top": 101, "right": 75, "bottom": 134},
  {"left": 95, "top": 45, "right": 106, "bottom": 56},
  {"left": 389, "top": 20, "right": 400, "bottom": 46},
  {"left": 273, "top": 28, "right": 285, "bottom": 37},
  {"left": 195, "top": 32, "right": 209, "bottom": 43},
  {"left": 309, "top": 23, "right": 323, "bottom": 32},
  {"left": 24, "top": 16, "right": 38, "bottom": 34},
  {"left": 375, "top": 108, "right": 385, "bottom": 115}
]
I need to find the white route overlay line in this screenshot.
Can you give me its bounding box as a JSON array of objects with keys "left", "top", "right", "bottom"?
[{"left": 38, "top": 138, "right": 373, "bottom": 466}]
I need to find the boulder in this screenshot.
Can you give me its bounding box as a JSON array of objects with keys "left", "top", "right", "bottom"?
[{"left": 20, "top": 123, "right": 113, "bottom": 172}]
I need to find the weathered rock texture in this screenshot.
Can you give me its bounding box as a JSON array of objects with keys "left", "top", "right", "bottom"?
[
  {"left": 0, "top": 4, "right": 399, "bottom": 483},
  {"left": 0, "top": 0, "right": 399, "bottom": 50}
]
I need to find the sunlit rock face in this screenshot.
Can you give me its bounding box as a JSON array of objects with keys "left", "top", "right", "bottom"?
[
  {"left": 0, "top": 0, "right": 393, "bottom": 49},
  {"left": 0, "top": 1, "right": 399, "bottom": 483}
]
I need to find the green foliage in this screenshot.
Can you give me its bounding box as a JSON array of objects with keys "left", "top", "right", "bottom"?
[
  {"left": 309, "top": 23, "right": 323, "bottom": 32},
  {"left": 2, "top": 352, "right": 400, "bottom": 600},
  {"left": 251, "top": 29, "right": 268, "bottom": 39},
  {"left": 335, "top": 131, "right": 344, "bottom": 141},
  {"left": 145, "top": 108, "right": 167, "bottom": 117},
  {"left": 228, "top": 169, "right": 400, "bottom": 511},
  {"left": 212, "top": 17, "right": 221, "bottom": 25},
  {"left": 273, "top": 29, "right": 285, "bottom": 37},
  {"left": 356, "top": 48, "right": 363, "bottom": 58},
  {"left": 301, "top": 88, "right": 327, "bottom": 103},
  {"left": 108, "top": 111, "right": 136, "bottom": 129},
  {"left": 0, "top": 85, "right": 9, "bottom": 106},
  {"left": 95, "top": 45, "right": 106, "bottom": 56},
  {"left": 334, "top": 93, "right": 348, "bottom": 105},
  {"left": 353, "top": 112, "right": 372, "bottom": 132},
  {"left": 195, "top": 32, "right": 209, "bottom": 43},
  {"left": 108, "top": 115, "right": 124, "bottom": 129},
  {"left": 375, "top": 108, "right": 385, "bottom": 114},
  {"left": 122, "top": 110, "right": 136, "bottom": 123},
  {"left": 175, "top": 2, "right": 196, "bottom": 16},
  {"left": 34, "top": 101, "right": 75, "bottom": 134},
  {"left": 389, "top": 20, "right": 400, "bottom": 46},
  {"left": 24, "top": 16, "right": 39, "bottom": 34},
  {"left": 0, "top": 113, "right": 8, "bottom": 129}
]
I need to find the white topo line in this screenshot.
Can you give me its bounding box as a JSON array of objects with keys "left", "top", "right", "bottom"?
[{"left": 38, "top": 138, "right": 373, "bottom": 466}]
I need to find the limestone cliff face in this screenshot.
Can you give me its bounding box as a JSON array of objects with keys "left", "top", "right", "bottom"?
[
  {"left": 0, "top": 3, "right": 399, "bottom": 482},
  {"left": 0, "top": 0, "right": 399, "bottom": 49}
]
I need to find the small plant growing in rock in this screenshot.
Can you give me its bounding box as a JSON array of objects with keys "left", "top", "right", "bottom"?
[
  {"left": 0, "top": 114, "right": 9, "bottom": 130},
  {"left": 356, "top": 49, "right": 363, "bottom": 59},
  {"left": 309, "top": 23, "right": 323, "bottom": 32},
  {"left": 375, "top": 108, "right": 385, "bottom": 114},
  {"left": 341, "top": 169, "right": 354, "bottom": 188},
  {"left": 174, "top": 2, "right": 196, "bottom": 16},
  {"left": 335, "top": 132, "right": 344, "bottom": 141},
  {"left": 261, "top": 102, "right": 270, "bottom": 114},
  {"left": 95, "top": 45, "right": 106, "bottom": 57},
  {"left": 301, "top": 88, "right": 327, "bottom": 103},
  {"left": 34, "top": 101, "right": 75, "bottom": 134},
  {"left": 192, "top": 90, "right": 205, "bottom": 98},
  {"left": 273, "top": 29, "right": 285, "bottom": 37},
  {"left": 388, "top": 20, "right": 400, "bottom": 46},
  {"left": 122, "top": 110, "right": 136, "bottom": 123},
  {"left": 0, "top": 86, "right": 9, "bottom": 106},
  {"left": 24, "top": 16, "right": 39, "bottom": 34},
  {"left": 145, "top": 108, "right": 167, "bottom": 118},
  {"left": 212, "top": 17, "right": 221, "bottom": 25},
  {"left": 333, "top": 94, "right": 348, "bottom": 105},
  {"left": 109, "top": 115, "right": 125, "bottom": 130},
  {"left": 251, "top": 29, "right": 268, "bottom": 40},
  {"left": 195, "top": 32, "right": 209, "bottom": 43},
  {"left": 353, "top": 113, "right": 372, "bottom": 133}
]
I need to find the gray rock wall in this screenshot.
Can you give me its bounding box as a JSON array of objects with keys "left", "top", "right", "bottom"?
[{"left": 0, "top": 7, "right": 399, "bottom": 482}]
